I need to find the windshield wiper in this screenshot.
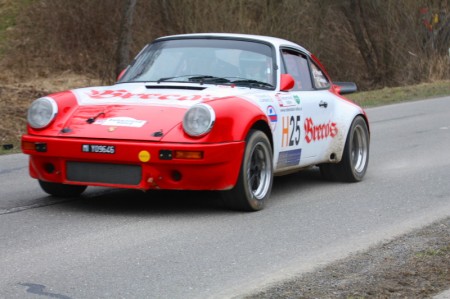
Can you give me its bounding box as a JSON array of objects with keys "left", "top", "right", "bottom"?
[
  {"left": 188, "top": 76, "right": 230, "bottom": 84},
  {"left": 231, "top": 79, "right": 274, "bottom": 89},
  {"left": 156, "top": 75, "right": 190, "bottom": 83}
]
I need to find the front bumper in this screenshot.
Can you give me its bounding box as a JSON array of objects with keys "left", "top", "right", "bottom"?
[{"left": 22, "top": 135, "right": 245, "bottom": 191}]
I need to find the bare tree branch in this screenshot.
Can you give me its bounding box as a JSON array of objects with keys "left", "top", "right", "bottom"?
[{"left": 115, "top": 0, "right": 137, "bottom": 78}]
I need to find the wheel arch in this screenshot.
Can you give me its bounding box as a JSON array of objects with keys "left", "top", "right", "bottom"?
[
  {"left": 204, "top": 97, "right": 274, "bottom": 143},
  {"left": 334, "top": 112, "right": 370, "bottom": 163},
  {"left": 359, "top": 112, "right": 370, "bottom": 136},
  {"left": 249, "top": 120, "right": 274, "bottom": 150}
]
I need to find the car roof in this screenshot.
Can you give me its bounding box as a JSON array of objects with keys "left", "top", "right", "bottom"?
[{"left": 154, "top": 33, "right": 311, "bottom": 56}]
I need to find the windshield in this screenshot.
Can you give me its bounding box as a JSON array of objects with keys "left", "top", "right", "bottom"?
[{"left": 119, "top": 38, "right": 276, "bottom": 89}]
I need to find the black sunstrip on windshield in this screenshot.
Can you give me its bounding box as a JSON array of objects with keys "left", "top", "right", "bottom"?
[{"left": 119, "top": 38, "right": 276, "bottom": 89}]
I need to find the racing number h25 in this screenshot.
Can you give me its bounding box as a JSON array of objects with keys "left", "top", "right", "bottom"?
[{"left": 282, "top": 115, "right": 301, "bottom": 147}]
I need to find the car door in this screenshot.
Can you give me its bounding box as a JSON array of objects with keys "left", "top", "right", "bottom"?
[{"left": 280, "top": 48, "right": 336, "bottom": 167}]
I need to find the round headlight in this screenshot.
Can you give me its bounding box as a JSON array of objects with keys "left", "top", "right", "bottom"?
[
  {"left": 183, "top": 104, "right": 215, "bottom": 137},
  {"left": 27, "top": 97, "right": 58, "bottom": 129}
]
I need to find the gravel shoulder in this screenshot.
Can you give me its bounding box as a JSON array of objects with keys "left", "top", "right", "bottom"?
[{"left": 245, "top": 217, "right": 450, "bottom": 298}]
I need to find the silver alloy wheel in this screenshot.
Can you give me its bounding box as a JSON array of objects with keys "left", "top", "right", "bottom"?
[
  {"left": 221, "top": 130, "right": 273, "bottom": 211},
  {"left": 351, "top": 124, "right": 369, "bottom": 174},
  {"left": 246, "top": 141, "right": 272, "bottom": 200},
  {"left": 319, "top": 116, "right": 369, "bottom": 182}
]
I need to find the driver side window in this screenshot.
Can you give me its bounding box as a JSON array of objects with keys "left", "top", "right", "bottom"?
[{"left": 281, "top": 49, "right": 313, "bottom": 91}]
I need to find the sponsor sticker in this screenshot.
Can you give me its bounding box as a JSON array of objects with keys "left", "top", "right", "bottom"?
[
  {"left": 82, "top": 144, "right": 115, "bottom": 154},
  {"left": 267, "top": 105, "right": 278, "bottom": 131},
  {"left": 95, "top": 117, "right": 146, "bottom": 128},
  {"left": 304, "top": 117, "right": 338, "bottom": 143},
  {"left": 138, "top": 150, "right": 151, "bottom": 162},
  {"left": 87, "top": 89, "right": 218, "bottom": 102},
  {"left": 275, "top": 93, "right": 297, "bottom": 107},
  {"left": 277, "top": 149, "right": 302, "bottom": 168},
  {"left": 255, "top": 95, "right": 274, "bottom": 103}
]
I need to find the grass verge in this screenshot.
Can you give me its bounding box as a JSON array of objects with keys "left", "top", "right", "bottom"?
[{"left": 347, "top": 80, "right": 450, "bottom": 108}]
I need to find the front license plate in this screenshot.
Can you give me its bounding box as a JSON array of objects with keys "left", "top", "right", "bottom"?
[{"left": 82, "top": 144, "right": 115, "bottom": 154}]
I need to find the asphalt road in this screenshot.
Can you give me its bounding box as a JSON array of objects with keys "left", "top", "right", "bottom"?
[{"left": 1, "top": 96, "right": 449, "bottom": 299}]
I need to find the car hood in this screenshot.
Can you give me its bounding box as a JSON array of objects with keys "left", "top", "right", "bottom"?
[{"left": 56, "top": 83, "right": 265, "bottom": 141}]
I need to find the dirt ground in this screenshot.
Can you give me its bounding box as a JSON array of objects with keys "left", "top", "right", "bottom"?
[
  {"left": 0, "top": 84, "right": 45, "bottom": 148},
  {"left": 245, "top": 217, "right": 450, "bottom": 299}
]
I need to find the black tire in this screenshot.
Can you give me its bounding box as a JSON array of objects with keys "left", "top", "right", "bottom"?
[
  {"left": 38, "top": 180, "right": 87, "bottom": 197},
  {"left": 320, "top": 116, "right": 369, "bottom": 182},
  {"left": 222, "top": 130, "right": 273, "bottom": 211}
]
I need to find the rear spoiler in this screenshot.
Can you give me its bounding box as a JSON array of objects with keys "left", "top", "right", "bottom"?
[{"left": 333, "top": 82, "right": 357, "bottom": 95}]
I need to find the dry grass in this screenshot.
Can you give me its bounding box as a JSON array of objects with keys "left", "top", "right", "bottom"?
[
  {"left": 348, "top": 80, "right": 450, "bottom": 107},
  {"left": 0, "top": 72, "right": 100, "bottom": 153},
  {"left": 1, "top": 0, "right": 449, "bottom": 88}
]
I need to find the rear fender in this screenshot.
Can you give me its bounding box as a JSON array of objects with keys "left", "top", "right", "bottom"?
[{"left": 330, "top": 111, "right": 369, "bottom": 163}]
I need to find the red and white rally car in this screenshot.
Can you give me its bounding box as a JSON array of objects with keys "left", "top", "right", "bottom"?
[{"left": 22, "top": 33, "right": 369, "bottom": 211}]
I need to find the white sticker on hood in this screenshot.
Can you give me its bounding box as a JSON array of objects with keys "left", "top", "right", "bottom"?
[{"left": 95, "top": 117, "right": 146, "bottom": 128}]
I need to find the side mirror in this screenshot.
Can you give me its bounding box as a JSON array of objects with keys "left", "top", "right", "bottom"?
[
  {"left": 280, "top": 74, "right": 295, "bottom": 91},
  {"left": 333, "top": 82, "right": 357, "bottom": 95}
]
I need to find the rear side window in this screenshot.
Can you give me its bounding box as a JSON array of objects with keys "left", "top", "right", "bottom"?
[
  {"left": 310, "top": 62, "right": 330, "bottom": 89},
  {"left": 281, "top": 49, "right": 313, "bottom": 91}
]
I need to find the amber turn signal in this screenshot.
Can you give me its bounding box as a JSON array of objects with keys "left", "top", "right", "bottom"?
[{"left": 174, "top": 150, "right": 203, "bottom": 159}]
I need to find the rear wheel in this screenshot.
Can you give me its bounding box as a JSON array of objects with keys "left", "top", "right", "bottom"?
[
  {"left": 222, "top": 130, "right": 273, "bottom": 211},
  {"left": 38, "top": 180, "right": 87, "bottom": 197},
  {"left": 320, "top": 116, "right": 369, "bottom": 182}
]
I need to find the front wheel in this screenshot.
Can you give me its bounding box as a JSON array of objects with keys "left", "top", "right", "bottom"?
[
  {"left": 38, "top": 180, "right": 87, "bottom": 197},
  {"left": 320, "top": 116, "right": 369, "bottom": 182},
  {"left": 222, "top": 130, "right": 273, "bottom": 211}
]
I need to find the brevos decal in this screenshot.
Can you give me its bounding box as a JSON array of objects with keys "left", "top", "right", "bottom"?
[
  {"left": 304, "top": 117, "right": 338, "bottom": 143},
  {"left": 87, "top": 89, "right": 218, "bottom": 101}
]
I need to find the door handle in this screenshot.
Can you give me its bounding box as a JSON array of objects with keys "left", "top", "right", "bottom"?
[{"left": 319, "top": 101, "right": 328, "bottom": 108}]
